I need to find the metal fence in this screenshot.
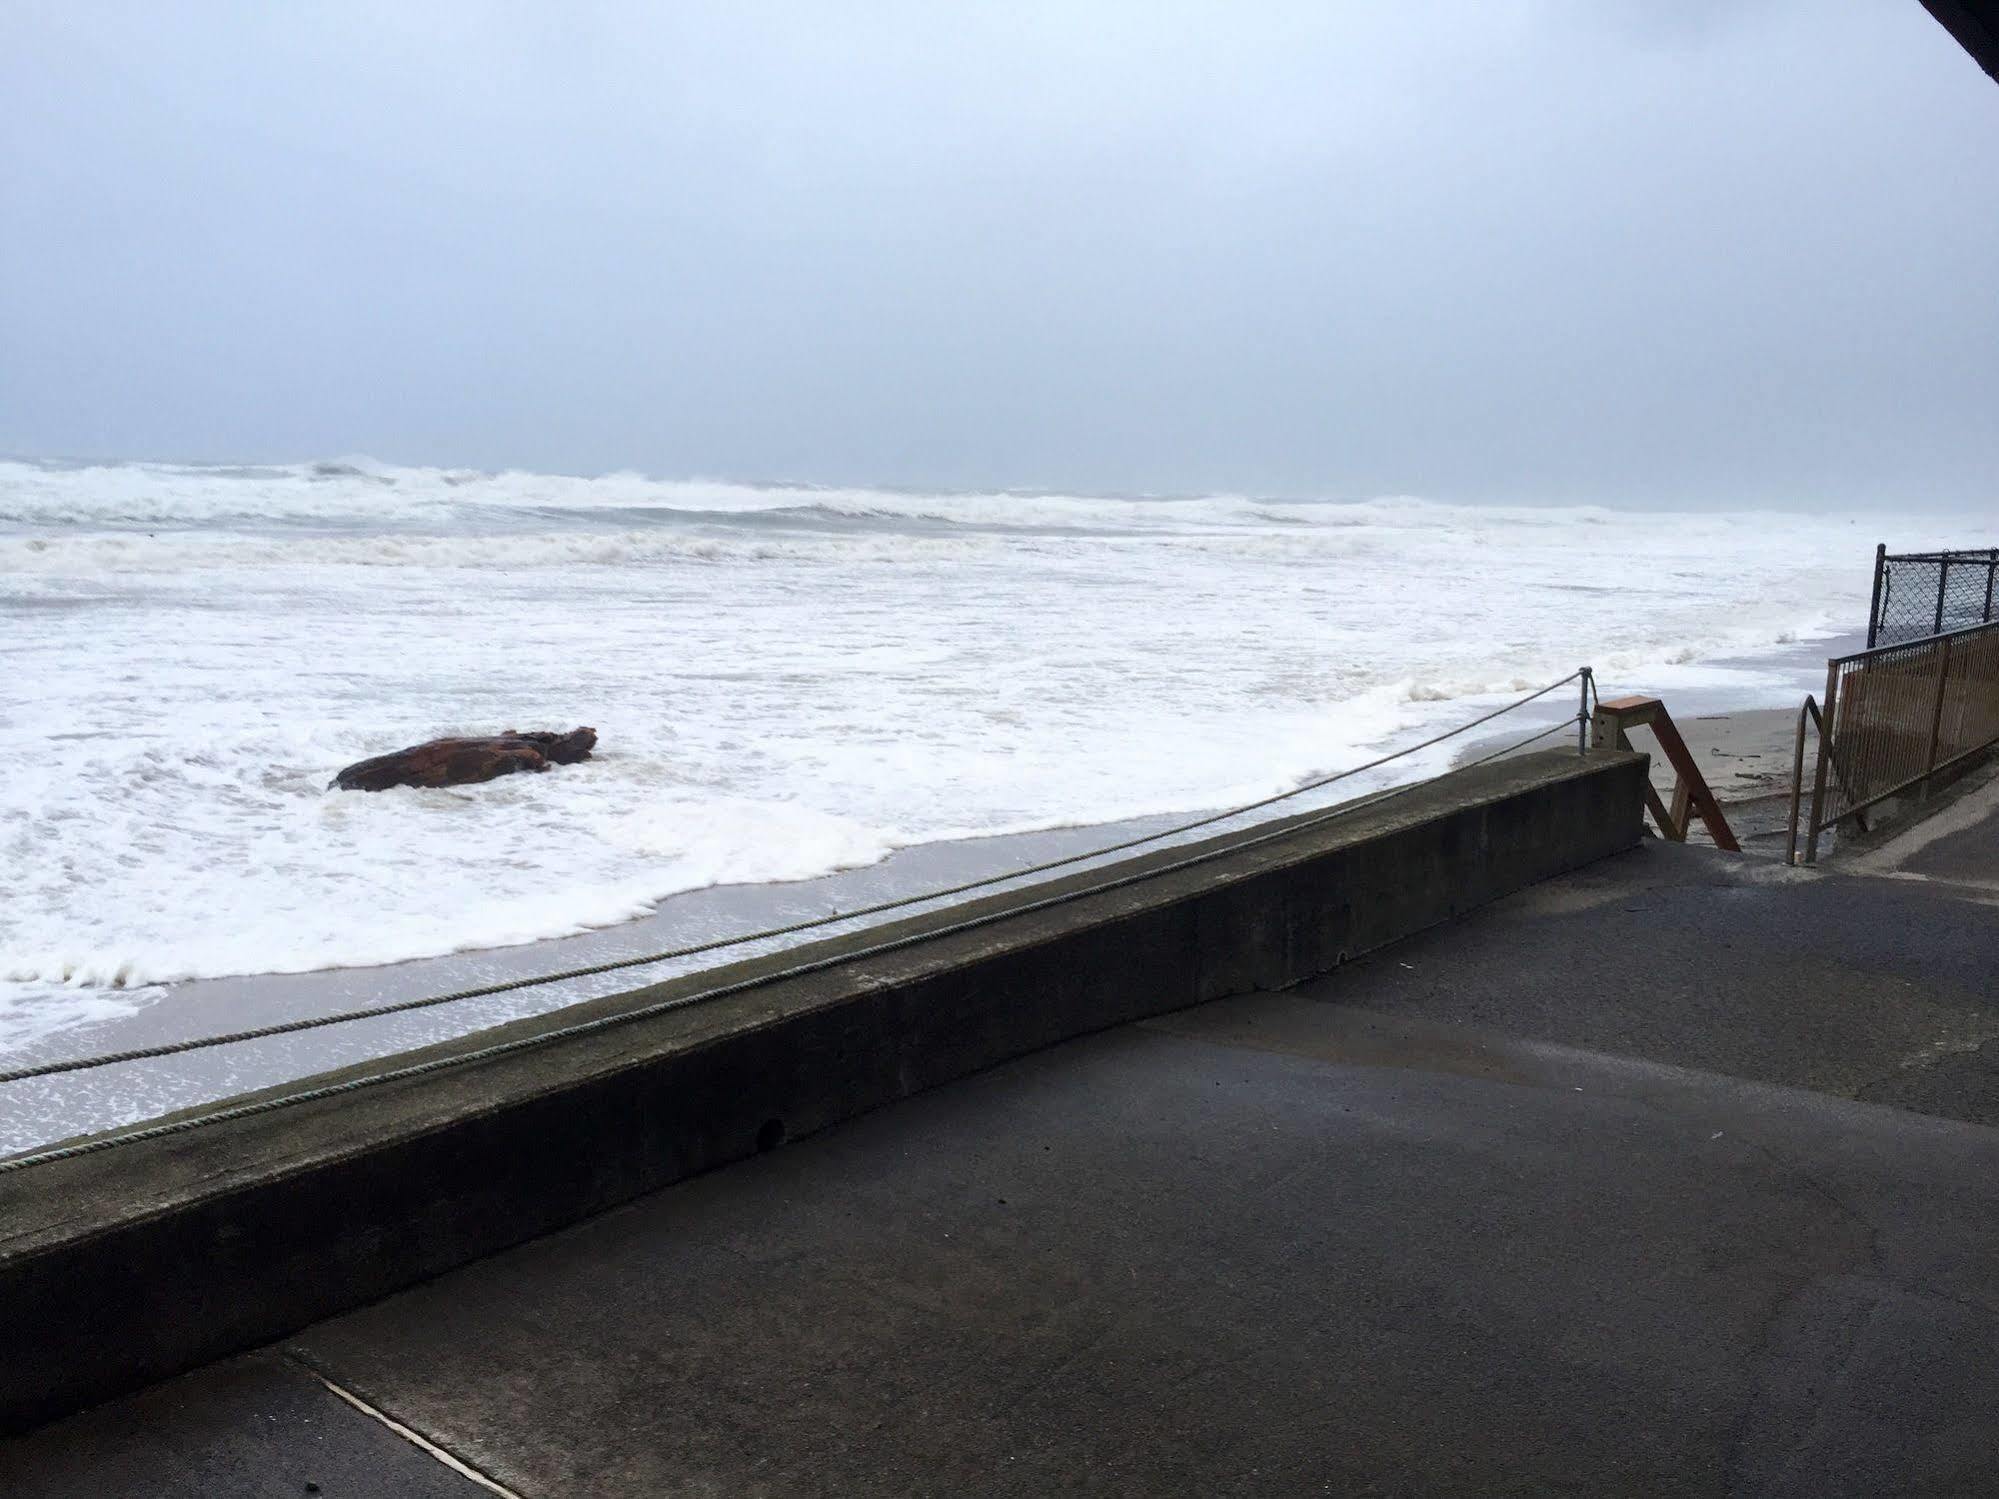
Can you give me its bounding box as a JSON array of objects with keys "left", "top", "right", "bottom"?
[
  {"left": 1868, "top": 545, "right": 1999, "bottom": 647},
  {"left": 1793, "top": 617, "right": 1999, "bottom": 862}
]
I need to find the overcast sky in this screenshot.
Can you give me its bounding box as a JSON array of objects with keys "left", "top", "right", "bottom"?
[{"left": 4, "top": 1, "right": 1995, "bottom": 507}]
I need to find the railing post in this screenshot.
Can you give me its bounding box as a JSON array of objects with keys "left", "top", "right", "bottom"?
[
  {"left": 1867, "top": 543, "right": 1886, "bottom": 649},
  {"left": 1577, "top": 667, "right": 1592, "bottom": 756},
  {"left": 1786, "top": 696, "right": 1818, "bottom": 867},
  {"left": 1985, "top": 548, "right": 1997, "bottom": 627},
  {"left": 1804, "top": 661, "right": 1839, "bottom": 865},
  {"left": 1935, "top": 557, "right": 1950, "bottom": 635},
  {"left": 1924, "top": 632, "right": 1955, "bottom": 796}
]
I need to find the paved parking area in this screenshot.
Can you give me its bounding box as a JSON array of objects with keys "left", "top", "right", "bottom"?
[{"left": 8, "top": 813, "right": 1999, "bottom": 1497}]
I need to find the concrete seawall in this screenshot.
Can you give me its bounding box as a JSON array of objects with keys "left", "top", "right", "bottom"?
[{"left": 0, "top": 747, "right": 1645, "bottom": 1433}]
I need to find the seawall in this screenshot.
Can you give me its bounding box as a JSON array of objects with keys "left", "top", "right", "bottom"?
[{"left": 0, "top": 746, "right": 1646, "bottom": 1432}]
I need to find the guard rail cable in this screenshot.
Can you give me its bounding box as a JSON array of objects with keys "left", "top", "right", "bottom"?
[{"left": 0, "top": 668, "right": 1596, "bottom": 1174}]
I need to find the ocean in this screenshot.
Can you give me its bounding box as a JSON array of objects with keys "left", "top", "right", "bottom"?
[{"left": 0, "top": 456, "right": 1967, "bottom": 1058}]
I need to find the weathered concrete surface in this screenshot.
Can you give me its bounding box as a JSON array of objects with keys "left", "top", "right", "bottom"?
[
  {"left": 281, "top": 1024, "right": 1999, "bottom": 1498},
  {"left": 0, "top": 1352, "right": 486, "bottom": 1498},
  {"left": 12, "top": 830, "right": 1999, "bottom": 1493},
  {"left": 23, "top": 1013, "right": 1999, "bottom": 1497},
  {"left": 1296, "top": 836, "right": 1999, "bottom": 1126},
  {"left": 0, "top": 748, "right": 1645, "bottom": 1433},
  {"left": 1872, "top": 762, "right": 1999, "bottom": 890}
]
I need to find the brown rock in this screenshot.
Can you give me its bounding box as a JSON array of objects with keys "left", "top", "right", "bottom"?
[{"left": 331, "top": 726, "right": 597, "bottom": 792}]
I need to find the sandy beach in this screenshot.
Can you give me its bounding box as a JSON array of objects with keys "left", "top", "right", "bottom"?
[
  {"left": 1448, "top": 630, "right": 1867, "bottom": 853},
  {"left": 1455, "top": 703, "right": 1807, "bottom": 850}
]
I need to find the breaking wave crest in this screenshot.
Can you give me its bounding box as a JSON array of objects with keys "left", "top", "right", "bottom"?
[{"left": 2, "top": 454, "right": 1637, "bottom": 536}]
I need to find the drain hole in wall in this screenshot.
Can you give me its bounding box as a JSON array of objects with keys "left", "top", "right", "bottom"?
[{"left": 756, "top": 1118, "right": 787, "bottom": 1153}]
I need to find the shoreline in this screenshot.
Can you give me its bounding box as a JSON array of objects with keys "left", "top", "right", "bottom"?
[
  {"left": 1454, "top": 704, "right": 1804, "bottom": 846},
  {"left": 0, "top": 811, "right": 1198, "bottom": 1155},
  {"left": 1, "top": 631, "right": 1855, "bottom": 1155}
]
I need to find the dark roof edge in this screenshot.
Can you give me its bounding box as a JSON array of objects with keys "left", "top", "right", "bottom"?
[{"left": 1921, "top": 0, "right": 1999, "bottom": 85}]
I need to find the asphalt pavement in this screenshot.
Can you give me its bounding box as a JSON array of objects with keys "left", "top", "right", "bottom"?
[{"left": 7, "top": 804, "right": 1999, "bottom": 1497}]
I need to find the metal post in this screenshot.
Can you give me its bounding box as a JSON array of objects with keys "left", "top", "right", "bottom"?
[
  {"left": 1866, "top": 543, "right": 1886, "bottom": 649},
  {"left": 1577, "top": 667, "right": 1593, "bottom": 756},
  {"left": 1984, "top": 548, "right": 1996, "bottom": 627},
  {"left": 1785, "top": 696, "right": 1819, "bottom": 867},
  {"left": 1803, "top": 660, "right": 1839, "bottom": 865},
  {"left": 1923, "top": 633, "right": 1954, "bottom": 797},
  {"left": 1935, "top": 558, "right": 1950, "bottom": 636}
]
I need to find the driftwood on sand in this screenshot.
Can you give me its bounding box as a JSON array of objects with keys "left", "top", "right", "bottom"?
[{"left": 331, "top": 727, "right": 597, "bottom": 792}]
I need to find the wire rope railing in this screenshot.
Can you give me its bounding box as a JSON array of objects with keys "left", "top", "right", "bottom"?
[{"left": 0, "top": 669, "right": 1592, "bottom": 1173}]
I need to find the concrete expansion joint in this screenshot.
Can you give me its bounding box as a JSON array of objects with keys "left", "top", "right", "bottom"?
[{"left": 284, "top": 1351, "right": 526, "bottom": 1499}]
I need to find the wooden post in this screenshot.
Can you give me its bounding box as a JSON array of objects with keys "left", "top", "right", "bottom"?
[
  {"left": 1668, "top": 779, "right": 1693, "bottom": 842},
  {"left": 1594, "top": 695, "right": 1740, "bottom": 852},
  {"left": 1595, "top": 707, "right": 1678, "bottom": 837},
  {"left": 1643, "top": 711, "right": 1741, "bottom": 852}
]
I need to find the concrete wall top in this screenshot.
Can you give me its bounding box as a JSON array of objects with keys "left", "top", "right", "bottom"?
[
  {"left": 1, "top": 746, "right": 1647, "bottom": 1432},
  {"left": 0, "top": 747, "right": 1642, "bottom": 1262}
]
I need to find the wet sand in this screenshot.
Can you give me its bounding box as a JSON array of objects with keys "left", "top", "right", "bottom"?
[
  {"left": 1448, "top": 630, "right": 1859, "bottom": 852},
  {"left": 1455, "top": 704, "right": 1806, "bottom": 850},
  {"left": 0, "top": 812, "right": 1206, "bottom": 1156}
]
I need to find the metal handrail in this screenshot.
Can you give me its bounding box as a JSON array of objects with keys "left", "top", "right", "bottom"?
[
  {"left": 1795, "top": 616, "right": 1999, "bottom": 864},
  {"left": 1785, "top": 695, "right": 1822, "bottom": 867},
  {"left": 1834, "top": 616, "right": 1999, "bottom": 667}
]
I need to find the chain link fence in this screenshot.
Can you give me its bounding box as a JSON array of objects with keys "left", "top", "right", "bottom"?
[{"left": 1868, "top": 545, "right": 1999, "bottom": 647}]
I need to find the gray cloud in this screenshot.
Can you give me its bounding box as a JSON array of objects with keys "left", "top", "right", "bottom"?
[{"left": 3, "top": 0, "right": 1995, "bottom": 507}]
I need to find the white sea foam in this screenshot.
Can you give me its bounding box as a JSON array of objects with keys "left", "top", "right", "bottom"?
[{"left": 0, "top": 457, "right": 1980, "bottom": 1050}]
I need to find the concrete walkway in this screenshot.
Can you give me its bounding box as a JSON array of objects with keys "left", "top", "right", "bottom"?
[{"left": 7, "top": 801, "right": 1999, "bottom": 1496}]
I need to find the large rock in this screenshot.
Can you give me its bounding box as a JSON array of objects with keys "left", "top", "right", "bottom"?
[{"left": 331, "top": 727, "right": 597, "bottom": 792}]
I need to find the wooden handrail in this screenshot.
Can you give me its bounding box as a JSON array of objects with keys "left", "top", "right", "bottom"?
[{"left": 1591, "top": 696, "right": 1741, "bottom": 851}]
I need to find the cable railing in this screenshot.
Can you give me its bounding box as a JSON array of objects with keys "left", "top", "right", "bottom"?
[{"left": 0, "top": 667, "right": 1595, "bottom": 1173}]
